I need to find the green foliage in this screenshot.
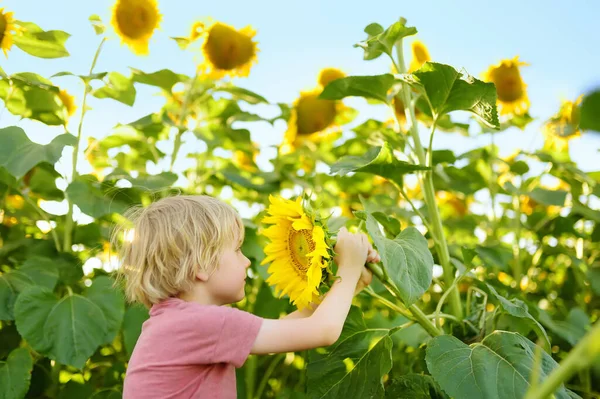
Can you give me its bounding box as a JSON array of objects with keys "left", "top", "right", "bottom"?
[
  {"left": 426, "top": 332, "right": 571, "bottom": 399},
  {"left": 0, "top": 10, "right": 598, "bottom": 399}
]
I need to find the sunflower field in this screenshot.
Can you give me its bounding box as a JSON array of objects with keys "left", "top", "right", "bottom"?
[{"left": 1, "top": 1, "right": 600, "bottom": 398}]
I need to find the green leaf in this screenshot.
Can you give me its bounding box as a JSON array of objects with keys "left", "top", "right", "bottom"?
[
  {"left": 355, "top": 19, "right": 417, "bottom": 61},
  {"left": 330, "top": 142, "right": 428, "bottom": 187},
  {"left": 92, "top": 72, "right": 136, "bottom": 106},
  {"left": 399, "top": 62, "right": 499, "bottom": 128},
  {"left": 104, "top": 170, "right": 178, "bottom": 191},
  {"left": 528, "top": 188, "right": 568, "bottom": 207},
  {"left": 0, "top": 126, "right": 76, "bottom": 179},
  {"left": 0, "top": 275, "right": 17, "bottom": 320},
  {"left": 385, "top": 374, "right": 447, "bottom": 399},
  {"left": 307, "top": 307, "right": 394, "bottom": 398},
  {"left": 122, "top": 305, "right": 149, "bottom": 358},
  {"left": 485, "top": 284, "right": 550, "bottom": 349},
  {"left": 12, "top": 21, "right": 70, "bottom": 58},
  {"left": 0, "top": 348, "right": 33, "bottom": 399},
  {"left": 0, "top": 72, "right": 69, "bottom": 125},
  {"left": 580, "top": 90, "right": 600, "bottom": 132},
  {"left": 214, "top": 86, "right": 268, "bottom": 104},
  {"left": 319, "top": 74, "right": 395, "bottom": 103},
  {"left": 538, "top": 308, "right": 590, "bottom": 347},
  {"left": 474, "top": 244, "right": 513, "bottom": 271},
  {"left": 88, "top": 15, "right": 105, "bottom": 35},
  {"left": 14, "top": 287, "right": 107, "bottom": 368},
  {"left": 86, "top": 276, "right": 125, "bottom": 345},
  {"left": 131, "top": 68, "right": 188, "bottom": 92},
  {"left": 426, "top": 331, "right": 570, "bottom": 399},
  {"left": 65, "top": 178, "right": 130, "bottom": 218},
  {"left": 58, "top": 381, "right": 94, "bottom": 399},
  {"left": 365, "top": 209, "right": 433, "bottom": 306}
]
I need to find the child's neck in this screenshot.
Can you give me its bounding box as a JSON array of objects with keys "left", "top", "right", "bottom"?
[{"left": 177, "top": 288, "right": 225, "bottom": 306}]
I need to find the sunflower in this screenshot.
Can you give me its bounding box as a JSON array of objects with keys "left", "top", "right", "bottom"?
[
  {"left": 58, "top": 89, "right": 77, "bottom": 124},
  {"left": 111, "top": 0, "right": 161, "bottom": 55},
  {"left": 0, "top": 7, "right": 16, "bottom": 57},
  {"left": 542, "top": 96, "right": 583, "bottom": 153},
  {"left": 189, "top": 21, "right": 204, "bottom": 42},
  {"left": 234, "top": 142, "right": 259, "bottom": 172},
  {"left": 281, "top": 88, "right": 344, "bottom": 153},
  {"left": 483, "top": 57, "right": 530, "bottom": 116},
  {"left": 260, "top": 196, "right": 332, "bottom": 310},
  {"left": 195, "top": 21, "right": 258, "bottom": 79},
  {"left": 436, "top": 191, "right": 469, "bottom": 217},
  {"left": 318, "top": 67, "right": 345, "bottom": 88},
  {"left": 408, "top": 40, "right": 431, "bottom": 73}
]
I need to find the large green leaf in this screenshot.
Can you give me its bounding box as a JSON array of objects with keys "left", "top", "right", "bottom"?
[
  {"left": 65, "top": 178, "right": 130, "bottom": 218},
  {"left": 426, "top": 332, "right": 570, "bottom": 399},
  {"left": 0, "top": 275, "right": 16, "bottom": 320},
  {"left": 0, "top": 73, "right": 69, "bottom": 125},
  {"left": 0, "top": 126, "right": 76, "bottom": 179},
  {"left": 399, "top": 62, "right": 499, "bottom": 128},
  {"left": 365, "top": 209, "right": 433, "bottom": 306},
  {"left": 485, "top": 284, "right": 550, "bottom": 349},
  {"left": 538, "top": 308, "right": 590, "bottom": 347},
  {"left": 92, "top": 72, "right": 136, "bottom": 106},
  {"left": 320, "top": 74, "right": 395, "bottom": 103},
  {"left": 0, "top": 348, "right": 33, "bottom": 399},
  {"left": 330, "top": 142, "right": 428, "bottom": 187},
  {"left": 355, "top": 20, "right": 417, "bottom": 61},
  {"left": 130, "top": 68, "right": 189, "bottom": 92},
  {"left": 580, "top": 90, "right": 600, "bottom": 132},
  {"left": 528, "top": 188, "right": 568, "bottom": 207},
  {"left": 122, "top": 305, "right": 149, "bottom": 358},
  {"left": 384, "top": 374, "right": 447, "bottom": 399},
  {"left": 12, "top": 21, "right": 70, "bottom": 58},
  {"left": 307, "top": 307, "right": 394, "bottom": 398},
  {"left": 86, "top": 276, "right": 125, "bottom": 345},
  {"left": 14, "top": 287, "right": 107, "bottom": 369}
]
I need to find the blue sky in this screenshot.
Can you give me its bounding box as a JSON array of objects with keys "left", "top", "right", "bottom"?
[{"left": 2, "top": 0, "right": 599, "bottom": 183}]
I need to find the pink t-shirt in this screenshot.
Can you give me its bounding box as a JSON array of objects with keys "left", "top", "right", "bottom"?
[{"left": 123, "top": 297, "right": 263, "bottom": 399}]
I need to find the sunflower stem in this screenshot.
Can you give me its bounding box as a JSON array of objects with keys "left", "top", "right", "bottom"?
[
  {"left": 170, "top": 71, "right": 199, "bottom": 173},
  {"left": 512, "top": 193, "right": 523, "bottom": 282},
  {"left": 394, "top": 37, "right": 463, "bottom": 320},
  {"left": 390, "top": 181, "right": 434, "bottom": 235},
  {"left": 63, "top": 37, "right": 106, "bottom": 253},
  {"left": 254, "top": 353, "right": 285, "bottom": 399},
  {"left": 525, "top": 321, "right": 600, "bottom": 399},
  {"left": 366, "top": 262, "right": 442, "bottom": 337}
]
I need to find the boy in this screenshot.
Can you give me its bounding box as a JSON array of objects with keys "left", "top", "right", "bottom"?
[{"left": 116, "top": 195, "right": 379, "bottom": 399}]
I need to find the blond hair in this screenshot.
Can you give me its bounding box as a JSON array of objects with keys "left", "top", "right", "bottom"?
[{"left": 111, "top": 195, "right": 244, "bottom": 308}]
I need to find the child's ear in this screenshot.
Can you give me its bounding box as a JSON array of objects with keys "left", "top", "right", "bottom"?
[{"left": 196, "top": 270, "right": 210, "bottom": 282}]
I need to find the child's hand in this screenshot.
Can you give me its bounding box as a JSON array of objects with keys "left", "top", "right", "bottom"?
[
  {"left": 354, "top": 267, "right": 373, "bottom": 296},
  {"left": 334, "top": 227, "right": 370, "bottom": 276}
]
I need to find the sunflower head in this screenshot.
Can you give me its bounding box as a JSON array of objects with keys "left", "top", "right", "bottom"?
[
  {"left": 260, "top": 196, "right": 332, "bottom": 310},
  {"left": 58, "top": 89, "right": 77, "bottom": 124},
  {"left": 0, "top": 7, "right": 16, "bottom": 57},
  {"left": 542, "top": 96, "right": 583, "bottom": 155},
  {"left": 318, "top": 68, "right": 345, "bottom": 88},
  {"left": 408, "top": 40, "right": 431, "bottom": 73},
  {"left": 234, "top": 143, "right": 259, "bottom": 172},
  {"left": 111, "top": 0, "right": 161, "bottom": 55},
  {"left": 483, "top": 57, "right": 529, "bottom": 116},
  {"left": 196, "top": 21, "right": 258, "bottom": 79},
  {"left": 436, "top": 191, "right": 468, "bottom": 217},
  {"left": 281, "top": 88, "right": 343, "bottom": 153}
]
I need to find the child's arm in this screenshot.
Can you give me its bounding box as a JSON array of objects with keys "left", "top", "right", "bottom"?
[
  {"left": 251, "top": 228, "right": 373, "bottom": 354},
  {"left": 281, "top": 266, "right": 375, "bottom": 320}
]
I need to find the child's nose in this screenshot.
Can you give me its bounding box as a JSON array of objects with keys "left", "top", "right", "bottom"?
[{"left": 244, "top": 255, "right": 251, "bottom": 268}]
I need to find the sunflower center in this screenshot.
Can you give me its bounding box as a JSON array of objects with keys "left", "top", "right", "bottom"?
[
  {"left": 0, "top": 14, "right": 7, "bottom": 41},
  {"left": 116, "top": 3, "right": 157, "bottom": 39},
  {"left": 205, "top": 23, "right": 255, "bottom": 70},
  {"left": 492, "top": 67, "right": 523, "bottom": 102},
  {"left": 296, "top": 94, "right": 337, "bottom": 135},
  {"left": 288, "top": 229, "right": 316, "bottom": 275}
]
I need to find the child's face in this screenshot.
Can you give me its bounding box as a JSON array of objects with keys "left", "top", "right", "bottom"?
[{"left": 206, "top": 239, "right": 251, "bottom": 305}]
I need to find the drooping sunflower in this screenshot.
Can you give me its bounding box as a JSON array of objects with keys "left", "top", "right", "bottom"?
[
  {"left": 483, "top": 57, "right": 530, "bottom": 116},
  {"left": 0, "top": 7, "right": 16, "bottom": 56},
  {"left": 260, "top": 196, "right": 332, "bottom": 310},
  {"left": 58, "top": 89, "right": 77, "bottom": 125},
  {"left": 111, "top": 0, "right": 161, "bottom": 55},
  {"left": 195, "top": 21, "right": 258, "bottom": 79},
  {"left": 408, "top": 40, "right": 431, "bottom": 73},
  {"left": 318, "top": 67, "right": 345, "bottom": 88},
  {"left": 542, "top": 96, "right": 583, "bottom": 153}
]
